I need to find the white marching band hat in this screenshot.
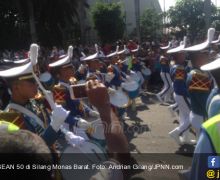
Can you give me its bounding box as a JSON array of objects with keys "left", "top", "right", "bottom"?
[
  {"left": 131, "top": 45, "right": 140, "bottom": 53},
  {"left": 49, "top": 46, "right": 73, "bottom": 67},
  {"left": 201, "top": 57, "right": 220, "bottom": 71},
  {"left": 83, "top": 44, "right": 106, "bottom": 61},
  {"left": 0, "top": 44, "right": 39, "bottom": 79},
  {"left": 167, "top": 36, "right": 187, "bottom": 54},
  {"left": 117, "top": 45, "right": 130, "bottom": 55},
  {"left": 160, "top": 42, "right": 171, "bottom": 50},
  {"left": 106, "top": 46, "right": 119, "bottom": 58},
  {"left": 183, "top": 28, "right": 215, "bottom": 52},
  {"left": 211, "top": 34, "right": 220, "bottom": 44}
]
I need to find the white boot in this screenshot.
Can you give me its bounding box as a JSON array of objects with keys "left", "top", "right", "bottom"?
[
  {"left": 168, "top": 128, "right": 181, "bottom": 145},
  {"left": 180, "top": 130, "right": 196, "bottom": 145}
]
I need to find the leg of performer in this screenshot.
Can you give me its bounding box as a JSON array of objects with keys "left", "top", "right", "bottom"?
[
  {"left": 156, "top": 72, "right": 169, "bottom": 103},
  {"left": 165, "top": 73, "right": 174, "bottom": 103},
  {"left": 168, "top": 102, "right": 178, "bottom": 117},
  {"left": 169, "top": 93, "right": 192, "bottom": 145},
  {"left": 189, "top": 111, "right": 204, "bottom": 140},
  {"left": 177, "top": 96, "right": 196, "bottom": 144}
]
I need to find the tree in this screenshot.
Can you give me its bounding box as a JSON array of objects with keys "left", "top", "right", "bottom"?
[
  {"left": 140, "top": 8, "right": 163, "bottom": 41},
  {"left": 166, "top": 0, "right": 217, "bottom": 42},
  {"left": 92, "top": 2, "right": 125, "bottom": 43},
  {"left": 0, "top": 0, "right": 89, "bottom": 49}
]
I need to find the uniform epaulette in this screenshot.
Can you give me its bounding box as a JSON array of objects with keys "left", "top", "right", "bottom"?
[
  {"left": 189, "top": 69, "right": 212, "bottom": 91},
  {"left": 175, "top": 65, "right": 185, "bottom": 80},
  {"left": 52, "top": 84, "right": 67, "bottom": 105},
  {"left": 0, "top": 111, "right": 26, "bottom": 129},
  {"left": 190, "top": 69, "right": 209, "bottom": 78}
]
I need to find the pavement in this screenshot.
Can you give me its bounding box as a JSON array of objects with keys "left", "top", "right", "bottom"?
[{"left": 121, "top": 91, "right": 194, "bottom": 180}]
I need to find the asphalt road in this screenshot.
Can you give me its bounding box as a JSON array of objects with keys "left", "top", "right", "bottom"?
[{"left": 122, "top": 92, "right": 194, "bottom": 180}]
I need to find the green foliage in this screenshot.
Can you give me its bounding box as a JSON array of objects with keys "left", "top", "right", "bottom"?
[
  {"left": 92, "top": 2, "right": 125, "bottom": 43},
  {"left": 212, "top": 9, "right": 220, "bottom": 32},
  {"left": 140, "top": 8, "right": 162, "bottom": 40},
  {"left": 0, "top": 0, "right": 89, "bottom": 49},
  {"left": 167, "top": 0, "right": 217, "bottom": 42}
]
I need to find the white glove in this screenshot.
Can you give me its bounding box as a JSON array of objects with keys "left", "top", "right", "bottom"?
[
  {"left": 108, "top": 87, "right": 116, "bottom": 94},
  {"left": 121, "top": 82, "right": 126, "bottom": 89},
  {"left": 46, "top": 90, "right": 54, "bottom": 101},
  {"left": 89, "top": 110, "right": 99, "bottom": 118},
  {"left": 77, "top": 118, "right": 91, "bottom": 129},
  {"left": 50, "top": 104, "right": 70, "bottom": 132},
  {"left": 126, "top": 75, "right": 131, "bottom": 81},
  {"left": 60, "top": 125, "right": 85, "bottom": 146},
  {"left": 105, "top": 73, "right": 115, "bottom": 82},
  {"left": 65, "top": 131, "right": 85, "bottom": 147}
]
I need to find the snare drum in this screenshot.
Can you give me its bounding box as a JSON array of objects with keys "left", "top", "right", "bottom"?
[
  {"left": 60, "top": 141, "right": 107, "bottom": 180},
  {"left": 130, "top": 71, "right": 141, "bottom": 85},
  {"left": 122, "top": 81, "right": 139, "bottom": 99},
  {"left": 109, "top": 89, "right": 129, "bottom": 108},
  {"left": 87, "top": 119, "right": 106, "bottom": 147},
  {"left": 39, "top": 72, "right": 54, "bottom": 89},
  {"left": 73, "top": 119, "right": 106, "bottom": 147},
  {"left": 141, "top": 66, "right": 151, "bottom": 79},
  {"left": 91, "top": 160, "right": 124, "bottom": 180},
  {"left": 136, "top": 71, "right": 144, "bottom": 85}
]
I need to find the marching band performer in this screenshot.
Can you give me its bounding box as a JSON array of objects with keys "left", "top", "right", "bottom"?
[
  {"left": 184, "top": 28, "right": 215, "bottom": 139},
  {"left": 167, "top": 37, "right": 195, "bottom": 145},
  {"left": 1, "top": 44, "right": 84, "bottom": 148},
  {"left": 156, "top": 42, "right": 173, "bottom": 104},
  {"left": 48, "top": 46, "right": 99, "bottom": 131},
  {"left": 190, "top": 54, "right": 220, "bottom": 180},
  {"left": 205, "top": 36, "right": 220, "bottom": 119}
]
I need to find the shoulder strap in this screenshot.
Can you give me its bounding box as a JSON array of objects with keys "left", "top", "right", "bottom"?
[{"left": 7, "top": 103, "right": 44, "bottom": 129}]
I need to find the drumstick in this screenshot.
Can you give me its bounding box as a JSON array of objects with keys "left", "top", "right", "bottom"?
[{"left": 30, "top": 44, "right": 56, "bottom": 110}]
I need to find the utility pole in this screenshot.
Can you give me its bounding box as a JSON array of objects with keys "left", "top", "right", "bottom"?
[{"left": 134, "top": 0, "right": 141, "bottom": 43}]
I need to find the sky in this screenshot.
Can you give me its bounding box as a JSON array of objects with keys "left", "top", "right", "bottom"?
[{"left": 159, "top": 0, "right": 219, "bottom": 11}]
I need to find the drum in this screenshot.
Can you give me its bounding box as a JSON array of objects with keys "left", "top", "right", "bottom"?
[
  {"left": 91, "top": 160, "right": 124, "bottom": 180},
  {"left": 73, "top": 119, "right": 106, "bottom": 147},
  {"left": 129, "top": 71, "right": 141, "bottom": 85},
  {"left": 60, "top": 141, "right": 107, "bottom": 180},
  {"left": 136, "top": 71, "right": 144, "bottom": 85},
  {"left": 122, "top": 81, "right": 139, "bottom": 99},
  {"left": 87, "top": 119, "right": 106, "bottom": 147},
  {"left": 141, "top": 66, "right": 151, "bottom": 79},
  {"left": 39, "top": 72, "right": 55, "bottom": 90},
  {"left": 109, "top": 88, "right": 129, "bottom": 108}
]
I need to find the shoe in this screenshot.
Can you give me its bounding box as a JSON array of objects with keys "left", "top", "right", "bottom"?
[
  {"left": 180, "top": 130, "right": 197, "bottom": 145},
  {"left": 121, "top": 114, "right": 130, "bottom": 120},
  {"left": 179, "top": 136, "right": 197, "bottom": 145},
  {"left": 156, "top": 94, "right": 163, "bottom": 103},
  {"left": 169, "top": 129, "right": 181, "bottom": 145}
]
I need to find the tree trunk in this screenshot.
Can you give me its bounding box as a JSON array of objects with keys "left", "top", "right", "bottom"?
[
  {"left": 27, "top": 0, "right": 37, "bottom": 42},
  {"left": 78, "top": 1, "right": 85, "bottom": 44},
  {"left": 134, "top": 0, "right": 141, "bottom": 43},
  {"left": 204, "top": 0, "right": 211, "bottom": 32}
]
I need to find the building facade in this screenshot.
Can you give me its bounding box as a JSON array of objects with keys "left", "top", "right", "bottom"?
[{"left": 84, "top": 0, "right": 162, "bottom": 43}]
